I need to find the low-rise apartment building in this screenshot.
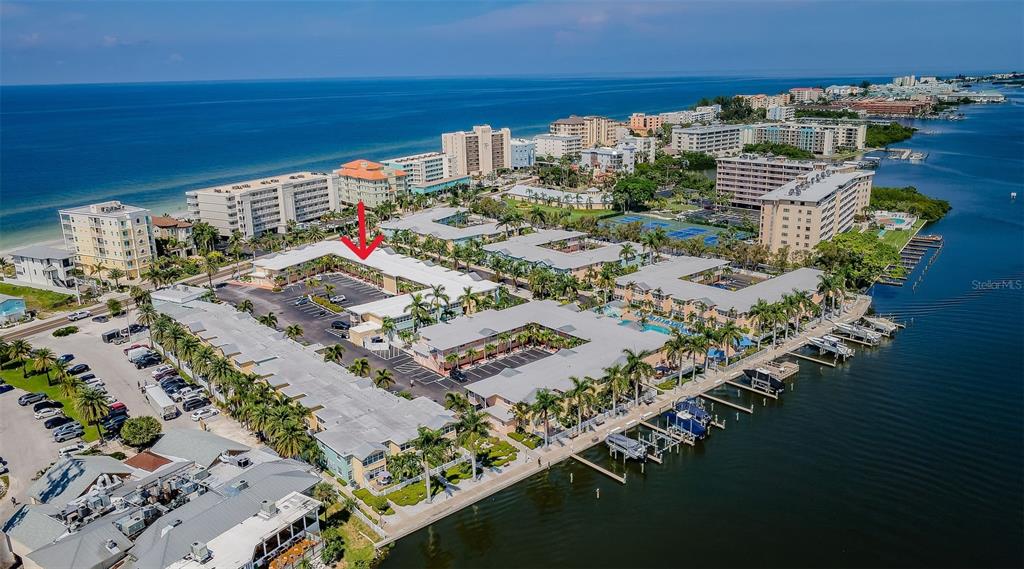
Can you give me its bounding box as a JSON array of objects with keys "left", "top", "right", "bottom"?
[
  {"left": 758, "top": 166, "right": 874, "bottom": 253},
  {"left": 9, "top": 245, "right": 76, "bottom": 290},
  {"left": 505, "top": 185, "right": 612, "bottom": 210},
  {"left": 619, "top": 135, "right": 657, "bottom": 164},
  {"left": 483, "top": 229, "right": 640, "bottom": 277},
  {"left": 381, "top": 152, "right": 469, "bottom": 194},
  {"left": 549, "top": 115, "right": 620, "bottom": 147},
  {"left": 151, "top": 215, "right": 196, "bottom": 256},
  {"left": 746, "top": 121, "right": 867, "bottom": 156},
  {"left": 629, "top": 112, "right": 664, "bottom": 135},
  {"left": 533, "top": 133, "right": 583, "bottom": 159},
  {"left": 186, "top": 172, "right": 334, "bottom": 238},
  {"left": 510, "top": 138, "right": 537, "bottom": 168},
  {"left": 580, "top": 146, "right": 634, "bottom": 173},
  {"left": 715, "top": 153, "right": 822, "bottom": 208},
  {"left": 441, "top": 124, "right": 512, "bottom": 176},
  {"left": 659, "top": 105, "right": 721, "bottom": 125},
  {"left": 789, "top": 87, "right": 825, "bottom": 103},
  {"left": 333, "top": 159, "right": 409, "bottom": 208},
  {"left": 766, "top": 105, "right": 796, "bottom": 121},
  {"left": 739, "top": 93, "right": 791, "bottom": 109},
  {"left": 58, "top": 201, "right": 156, "bottom": 280},
  {"left": 671, "top": 124, "right": 748, "bottom": 156}
]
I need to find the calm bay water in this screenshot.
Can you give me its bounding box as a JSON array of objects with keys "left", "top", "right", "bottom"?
[
  {"left": 0, "top": 74, "right": 882, "bottom": 250},
  {"left": 382, "top": 91, "right": 1024, "bottom": 568}
]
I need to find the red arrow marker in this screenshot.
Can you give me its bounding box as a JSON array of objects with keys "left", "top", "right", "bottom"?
[{"left": 341, "top": 201, "right": 384, "bottom": 260}]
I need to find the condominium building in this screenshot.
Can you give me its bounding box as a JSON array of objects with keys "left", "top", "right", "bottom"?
[
  {"left": 548, "top": 115, "right": 620, "bottom": 147},
  {"left": 671, "top": 124, "right": 748, "bottom": 156},
  {"left": 739, "top": 93, "right": 791, "bottom": 109},
  {"left": 758, "top": 166, "right": 874, "bottom": 253},
  {"left": 441, "top": 124, "right": 512, "bottom": 176},
  {"left": 533, "top": 133, "right": 583, "bottom": 159},
  {"left": 510, "top": 138, "right": 536, "bottom": 168},
  {"left": 789, "top": 87, "right": 825, "bottom": 103},
  {"left": 58, "top": 201, "right": 156, "bottom": 279},
  {"left": 333, "top": 159, "right": 409, "bottom": 208},
  {"left": 766, "top": 105, "right": 796, "bottom": 121},
  {"left": 619, "top": 135, "right": 657, "bottom": 164},
  {"left": 825, "top": 85, "right": 863, "bottom": 98},
  {"left": 746, "top": 121, "right": 867, "bottom": 156},
  {"left": 841, "top": 98, "right": 933, "bottom": 117},
  {"left": 629, "top": 112, "right": 664, "bottom": 134},
  {"left": 581, "top": 146, "right": 633, "bottom": 173},
  {"left": 186, "top": 172, "right": 334, "bottom": 238},
  {"left": 659, "top": 105, "right": 721, "bottom": 125},
  {"left": 381, "top": 152, "right": 469, "bottom": 194},
  {"left": 715, "top": 153, "right": 821, "bottom": 208}
]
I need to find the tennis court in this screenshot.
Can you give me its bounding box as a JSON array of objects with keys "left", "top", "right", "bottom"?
[{"left": 604, "top": 214, "right": 735, "bottom": 245}]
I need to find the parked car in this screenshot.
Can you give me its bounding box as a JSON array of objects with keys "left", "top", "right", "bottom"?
[
  {"left": 44, "top": 416, "right": 75, "bottom": 430},
  {"left": 33, "top": 400, "right": 62, "bottom": 412},
  {"left": 0, "top": 384, "right": 13, "bottom": 395},
  {"left": 328, "top": 295, "right": 347, "bottom": 304},
  {"left": 102, "top": 414, "right": 128, "bottom": 430},
  {"left": 58, "top": 442, "right": 87, "bottom": 456},
  {"left": 53, "top": 421, "right": 84, "bottom": 435},
  {"left": 182, "top": 397, "right": 210, "bottom": 412},
  {"left": 101, "top": 329, "right": 123, "bottom": 343},
  {"left": 153, "top": 371, "right": 178, "bottom": 382},
  {"left": 159, "top": 376, "right": 184, "bottom": 387},
  {"left": 78, "top": 373, "right": 96, "bottom": 381},
  {"left": 190, "top": 407, "right": 219, "bottom": 421},
  {"left": 83, "top": 378, "right": 106, "bottom": 388},
  {"left": 54, "top": 426, "right": 84, "bottom": 442},
  {"left": 294, "top": 297, "right": 310, "bottom": 306},
  {"left": 34, "top": 407, "right": 64, "bottom": 420},
  {"left": 18, "top": 392, "right": 46, "bottom": 406},
  {"left": 163, "top": 383, "right": 186, "bottom": 396},
  {"left": 449, "top": 368, "right": 467, "bottom": 383},
  {"left": 91, "top": 315, "right": 110, "bottom": 323},
  {"left": 331, "top": 320, "right": 350, "bottom": 330},
  {"left": 122, "top": 343, "right": 148, "bottom": 355},
  {"left": 108, "top": 401, "right": 127, "bottom": 414},
  {"left": 135, "top": 355, "right": 162, "bottom": 369},
  {"left": 68, "top": 364, "right": 90, "bottom": 375},
  {"left": 67, "top": 310, "right": 92, "bottom": 321},
  {"left": 172, "top": 387, "right": 200, "bottom": 402},
  {"left": 57, "top": 354, "right": 75, "bottom": 364},
  {"left": 151, "top": 365, "right": 175, "bottom": 377}
]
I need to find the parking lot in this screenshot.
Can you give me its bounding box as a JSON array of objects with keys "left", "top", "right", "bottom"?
[
  {"left": 0, "top": 315, "right": 258, "bottom": 520},
  {"left": 460, "top": 347, "right": 552, "bottom": 382}
]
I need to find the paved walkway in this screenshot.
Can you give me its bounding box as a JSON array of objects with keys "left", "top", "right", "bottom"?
[{"left": 374, "top": 295, "right": 873, "bottom": 545}]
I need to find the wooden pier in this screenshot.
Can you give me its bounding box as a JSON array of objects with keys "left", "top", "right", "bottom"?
[
  {"left": 726, "top": 379, "right": 778, "bottom": 400},
  {"left": 700, "top": 393, "right": 753, "bottom": 414},
  {"left": 571, "top": 454, "right": 626, "bottom": 484},
  {"left": 787, "top": 351, "right": 838, "bottom": 367}
]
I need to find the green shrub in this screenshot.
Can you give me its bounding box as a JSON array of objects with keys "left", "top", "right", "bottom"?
[
  {"left": 310, "top": 296, "right": 343, "bottom": 313},
  {"left": 508, "top": 431, "right": 541, "bottom": 449},
  {"left": 444, "top": 462, "right": 474, "bottom": 483},
  {"left": 52, "top": 326, "right": 79, "bottom": 337},
  {"left": 353, "top": 488, "right": 394, "bottom": 515},
  {"left": 478, "top": 438, "right": 518, "bottom": 468},
  {"left": 119, "top": 416, "right": 162, "bottom": 448}
]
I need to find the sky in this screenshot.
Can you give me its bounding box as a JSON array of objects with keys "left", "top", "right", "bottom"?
[{"left": 1, "top": 0, "right": 1022, "bottom": 85}]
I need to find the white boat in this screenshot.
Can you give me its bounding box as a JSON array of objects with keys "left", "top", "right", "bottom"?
[
  {"left": 862, "top": 316, "right": 899, "bottom": 335},
  {"left": 808, "top": 335, "right": 855, "bottom": 357},
  {"left": 834, "top": 322, "right": 882, "bottom": 343}
]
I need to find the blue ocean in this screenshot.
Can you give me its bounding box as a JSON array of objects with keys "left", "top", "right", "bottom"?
[{"left": 0, "top": 75, "right": 881, "bottom": 250}]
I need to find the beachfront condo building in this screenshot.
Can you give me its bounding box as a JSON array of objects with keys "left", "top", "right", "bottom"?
[
  {"left": 746, "top": 121, "right": 867, "bottom": 156},
  {"left": 758, "top": 166, "right": 874, "bottom": 253},
  {"left": 739, "top": 93, "right": 792, "bottom": 109},
  {"left": 185, "top": 172, "right": 334, "bottom": 238},
  {"left": 789, "top": 87, "right": 825, "bottom": 103},
  {"left": 333, "top": 159, "right": 409, "bottom": 208},
  {"left": 671, "top": 124, "right": 748, "bottom": 156},
  {"left": 548, "top": 115, "right": 620, "bottom": 147},
  {"left": 510, "top": 138, "right": 536, "bottom": 168},
  {"left": 58, "top": 200, "right": 156, "bottom": 280},
  {"left": 533, "top": 133, "right": 583, "bottom": 159},
  {"left": 629, "top": 112, "right": 664, "bottom": 135},
  {"left": 441, "top": 124, "right": 512, "bottom": 177},
  {"left": 381, "top": 152, "right": 469, "bottom": 194},
  {"left": 767, "top": 105, "right": 796, "bottom": 121},
  {"left": 659, "top": 105, "right": 722, "bottom": 125},
  {"left": 715, "top": 154, "right": 823, "bottom": 208}
]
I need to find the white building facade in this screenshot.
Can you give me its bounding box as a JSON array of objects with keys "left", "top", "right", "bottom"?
[
  {"left": 533, "top": 134, "right": 583, "bottom": 159},
  {"left": 510, "top": 138, "right": 536, "bottom": 168},
  {"left": 58, "top": 201, "right": 156, "bottom": 280},
  {"left": 441, "top": 124, "right": 512, "bottom": 176}
]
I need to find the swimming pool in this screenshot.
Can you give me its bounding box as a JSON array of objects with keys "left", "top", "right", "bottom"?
[{"left": 618, "top": 320, "right": 672, "bottom": 335}]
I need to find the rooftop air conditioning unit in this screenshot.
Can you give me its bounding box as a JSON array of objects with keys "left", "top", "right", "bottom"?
[{"left": 190, "top": 541, "right": 212, "bottom": 562}]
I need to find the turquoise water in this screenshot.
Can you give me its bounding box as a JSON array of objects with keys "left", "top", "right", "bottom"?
[
  {"left": 0, "top": 75, "right": 883, "bottom": 250},
  {"left": 618, "top": 320, "right": 673, "bottom": 335},
  {"left": 383, "top": 87, "right": 1024, "bottom": 568}
]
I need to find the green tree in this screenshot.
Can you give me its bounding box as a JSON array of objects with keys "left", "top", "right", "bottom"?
[
  {"left": 530, "top": 389, "right": 562, "bottom": 447},
  {"left": 31, "top": 348, "right": 58, "bottom": 384},
  {"left": 323, "top": 343, "right": 345, "bottom": 364},
  {"left": 284, "top": 324, "right": 304, "bottom": 341},
  {"left": 348, "top": 357, "right": 371, "bottom": 377},
  {"left": 373, "top": 368, "right": 395, "bottom": 389},
  {"left": 120, "top": 416, "right": 162, "bottom": 447},
  {"left": 75, "top": 387, "right": 110, "bottom": 439},
  {"left": 106, "top": 298, "right": 124, "bottom": 317},
  {"left": 455, "top": 408, "right": 491, "bottom": 480},
  {"left": 412, "top": 426, "right": 452, "bottom": 504}
]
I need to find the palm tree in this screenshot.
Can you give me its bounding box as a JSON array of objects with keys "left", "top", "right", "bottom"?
[
  {"left": 323, "top": 344, "right": 345, "bottom": 364},
  {"left": 258, "top": 312, "right": 278, "bottom": 329},
  {"left": 404, "top": 293, "right": 433, "bottom": 331},
  {"left": 412, "top": 426, "right": 452, "bottom": 504},
  {"left": 56, "top": 363, "right": 81, "bottom": 398},
  {"left": 75, "top": 387, "right": 110, "bottom": 439},
  {"left": 455, "top": 408, "right": 491, "bottom": 480},
  {"left": 9, "top": 339, "right": 32, "bottom": 377},
  {"left": 716, "top": 321, "right": 747, "bottom": 366},
  {"left": 622, "top": 348, "right": 654, "bottom": 404},
  {"left": 619, "top": 242, "right": 637, "bottom": 265},
  {"left": 348, "top": 357, "right": 371, "bottom": 377},
  {"left": 380, "top": 317, "right": 397, "bottom": 345},
  {"left": 374, "top": 369, "right": 395, "bottom": 389},
  {"left": 511, "top": 401, "right": 532, "bottom": 432},
  {"left": 458, "top": 286, "right": 478, "bottom": 316},
  {"left": 270, "top": 417, "right": 308, "bottom": 458},
  {"left": 444, "top": 392, "right": 472, "bottom": 414},
  {"left": 31, "top": 348, "right": 58, "bottom": 385},
  {"left": 531, "top": 389, "right": 562, "bottom": 447},
  {"left": 236, "top": 299, "right": 254, "bottom": 314},
  {"left": 747, "top": 299, "right": 773, "bottom": 351},
  {"left": 565, "top": 376, "right": 594, "bottom": 434},
  {"left": 664, "top": 330, "right": 689, "bottom": 386},
  {"left": 284, "top": 324, "right": 304, "bottom": 341},
  {"left": 107, "top": 267, "right": 126, "bottom": 290},
  {"left": 428, "top": 284, "right": 449, "bottom": 322},
  {"left": 136, "top": 304, "right": 158, "bottom": 348},
  {"left": 202, "top": 252, "right": 224, "bottom": 290}
]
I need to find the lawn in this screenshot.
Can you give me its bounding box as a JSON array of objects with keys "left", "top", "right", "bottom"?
[
  {"left": 878, "top": 219, "right": 926, "bottom": 250},
  {"left": 477, "top": 437, "right": 518, "bottom": 467},
  {"left": 508, "top": 431, "right": 542, "bottom": 449},
  {"left": 504, "top": 199, "right": 618, "bottom": 223},
  {"left": 352, "top": 487, "right": 394, "bottom": 516},
  {"left": 323, "top": 501, "right": 383, "bottom": 569},
  {"left": 0, "top": 282, "right": 75, "bottom": 317},
  {"left": 1, "top": 362, "right": 100, "bottom": 442}
]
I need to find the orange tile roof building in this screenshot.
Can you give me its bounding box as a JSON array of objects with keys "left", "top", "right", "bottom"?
[{"left": 333, "top": 159, "right": 409, "bottom": 208}]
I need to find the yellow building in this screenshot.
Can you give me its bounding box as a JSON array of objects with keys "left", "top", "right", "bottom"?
[{"left": 58, "top": 200, "right": 156, "bottom": 280}]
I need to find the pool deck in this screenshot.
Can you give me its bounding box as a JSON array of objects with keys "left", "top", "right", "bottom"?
[{"left": 367, "top": 294, "right": 873, "bottom": 548}]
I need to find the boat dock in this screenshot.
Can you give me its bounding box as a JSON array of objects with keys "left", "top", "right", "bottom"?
[
  {"left": 787, "top": 350, "right": 838, "bottom": 367},
  {"left": 571, "top": 454, "right": 626, "bottom": 484},
  {"left": 700, "top": 393, "right": 753, "bottom": 414},
  {"left": 726, "top": 379, "right": 778, "bottom": 399}
]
